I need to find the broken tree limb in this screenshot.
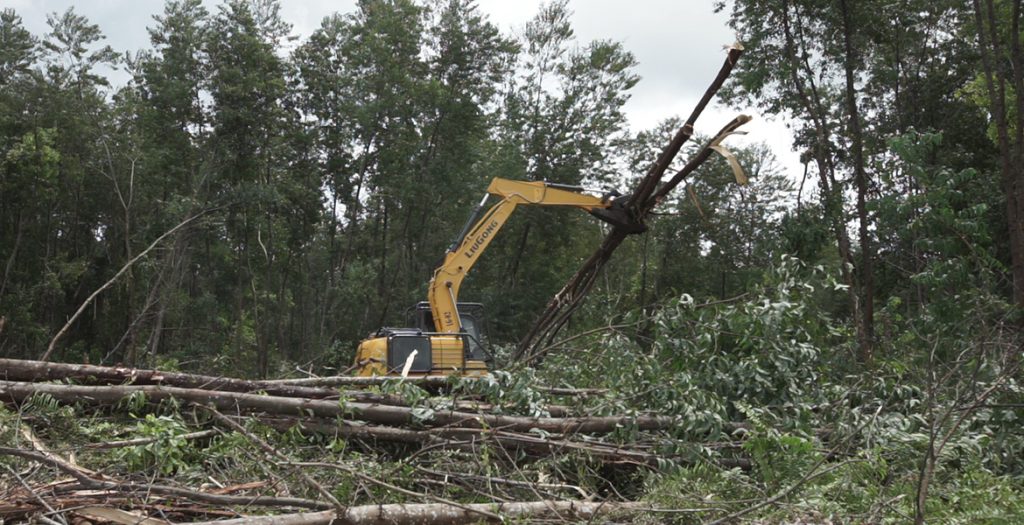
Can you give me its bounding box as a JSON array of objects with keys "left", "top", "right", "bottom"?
[
  {"left": 628, "top": 43, "right": 746, "bottom": 211},
  {"left": 0, "top": 380, "right": 677, "bottom": 434},
  {"left": 185, "top": 500, "right": 647, "bottom": 525},
  {"left": 515, "top": 44, "right": 748, "bottom": 365},
  {"left": 40, "top": 211, "right": 208, "bottom": 362}
]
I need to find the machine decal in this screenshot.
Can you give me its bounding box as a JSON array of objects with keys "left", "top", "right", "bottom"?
[{"left": 465, "top": 219, "right": 499, "bottom": 259}]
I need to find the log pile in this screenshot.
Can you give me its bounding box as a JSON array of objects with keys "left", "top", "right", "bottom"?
[{"left": 0, "top": 358, "right": 747, "bottom": 523}]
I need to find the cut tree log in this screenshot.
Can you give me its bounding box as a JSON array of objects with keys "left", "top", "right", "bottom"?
[
  {"left": 185, "top": 500, "right": 647, "bottom": 525},
  {"left": 0, "top": 358, "right": 573, "bottom": 415},
  {"left": 260, "top": 375, "right": 453, "bottom": 388},
  {"left": 0, "top": 358, "right": 357, "bottom": 399},
  {"left": 0, "top": 380, "right": 676, "bottom": 434},
  {"left": 266, "top": 375, "right": 608, "bottom": 396}
]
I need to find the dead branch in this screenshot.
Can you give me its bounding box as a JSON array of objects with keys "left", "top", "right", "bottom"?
[
  {"left": 2, "top": 463, "right": 66, "bottom": 525},
  {"left": 41, "top": 211, "right": 208, "bottom": 362},
  {"left": 75, "top": 507, "right": 170, "bottom": 525}
]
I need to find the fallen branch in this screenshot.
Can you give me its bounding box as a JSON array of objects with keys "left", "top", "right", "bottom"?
[
  {"left": 705, "top": 459, "right": 862, "bottom": 525},
  {"left": 289, "top": 462, "right": 502, "bottom": 522},
  {"left": 2, "top": 463, "right": 66, "bottom": 525},
  {"left": 413, "top": 466, "right": 591, "bottom": 499},
  {"left": 256, "top": 416, "right": 751, "bottom": 470},
  {"left": 82, "top": 429, "right": 218, "bottom": 450}
]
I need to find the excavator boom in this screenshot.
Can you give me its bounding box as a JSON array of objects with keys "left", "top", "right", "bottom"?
[{"left": 428, "top": 178, "right": 642, "bottom": 334}]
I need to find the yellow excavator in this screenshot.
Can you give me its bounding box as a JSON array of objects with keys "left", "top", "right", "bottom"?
[{"left": 354, "top": 177, "right": 644, "bottom": 377}]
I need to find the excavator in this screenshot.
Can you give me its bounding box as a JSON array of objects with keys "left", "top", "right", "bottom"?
[{"left": 354, "top": 177, "right": 644, "bottom": 377}]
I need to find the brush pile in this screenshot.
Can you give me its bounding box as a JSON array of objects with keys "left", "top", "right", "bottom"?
[{"left": 0, "top": 358, "right": 752, "bottom": 523}]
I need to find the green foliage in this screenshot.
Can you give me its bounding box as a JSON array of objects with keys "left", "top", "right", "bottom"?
[
  {"left": 379, "top": 379, "right": 437, "bottom": 423},
  {"left": 873, "top": 131, "right": 1013, "bottom": 371},
  {"left": 115, "top": 413, "right": 194, "bottom": 474},
  {"left": 20, "top": 393, "right": 77, "bottom": 422},
  {"left": 547, "top": 257, "right": 843, "bottom": 431},
  {"left": 455, "top": 369, "right": 550, "bottom": 416},
  {"left": 117, "top": 390, "right": 148, "bottom": 413},
  {"left": 739, "top": 414, "right": 820, "bottom": 489}
]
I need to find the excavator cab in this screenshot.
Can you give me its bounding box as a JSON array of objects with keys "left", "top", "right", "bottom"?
[
  {"left": 408, "top": 301, "right": 489, "bottom": 362},
  {"left": 353, "top": 302, "right": 491, "bottom": 377}
]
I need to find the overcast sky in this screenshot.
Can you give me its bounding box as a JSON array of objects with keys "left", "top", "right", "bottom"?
[{"left": 5, "top": 0, "right": 799, "bottom": 176}]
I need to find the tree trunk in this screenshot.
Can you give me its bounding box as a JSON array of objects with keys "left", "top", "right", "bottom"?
[
  {"left": 780, "top": 0, "right": 862, "bottom": 347},
  {"left": 0, "top": 380, "right": 680, "bottom": 434},
  {"left": 0, "top": 357, "right": 580, "bottom": 414},
  {"left": 185, "top": 500, "right": 647, "bottom": 525},
  {"left": 839, "top": 0, "right": 875, "bottom": 362},
  {"left": 0, "top": 210, "right": 24, "bottom": 301},
  {"left": 974, "top": 0, "right": 1024, "bottom": 317}
]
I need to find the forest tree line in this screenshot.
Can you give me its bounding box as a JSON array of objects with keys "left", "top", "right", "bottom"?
[{"left": 0, "top": 0, "right": 1021, "bottom": 380}]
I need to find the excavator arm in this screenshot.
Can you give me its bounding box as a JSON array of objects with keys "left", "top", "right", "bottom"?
[{"left": 427, "top": 178, "right": 643, "bottom": 334}]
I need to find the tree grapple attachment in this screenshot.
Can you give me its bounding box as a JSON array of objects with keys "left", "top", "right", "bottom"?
[{"left": 589, "top": 193, "right": 647, "bottom": 234}]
